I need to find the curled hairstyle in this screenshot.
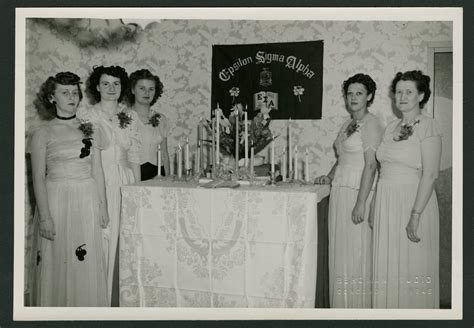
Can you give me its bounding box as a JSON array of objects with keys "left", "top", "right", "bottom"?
[
  {"left": 86, "top": 65, "right": 129, "bottom": 103},
  {"left": 34, "top": 72, "right": 83, "bottom": 121},
  {"left": 342, "top": 73, "right": 377, "bottom": 107},
  {"left": 390, "top": 70, "right": 431, "bottom": 108},
  {"left": 127, "top": 69, "right": 164, "bottom": 106}
]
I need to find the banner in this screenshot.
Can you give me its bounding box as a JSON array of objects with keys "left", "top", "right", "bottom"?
[{"left": 211, "top": 40, "right": 323, "bottom": 120}]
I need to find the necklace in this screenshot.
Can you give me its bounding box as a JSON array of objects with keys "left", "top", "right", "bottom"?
[{"left": 56, "top": 114, "right": 76, "bottom": 120}]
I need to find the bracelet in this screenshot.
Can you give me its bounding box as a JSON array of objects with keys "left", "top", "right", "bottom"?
[{"left": 411, "top": 210, "right": 421, "bottom": 216}]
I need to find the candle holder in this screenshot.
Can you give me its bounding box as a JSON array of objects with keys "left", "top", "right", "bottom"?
[{"left": 268, "top": 172, "right": 277, "bottom": 186}]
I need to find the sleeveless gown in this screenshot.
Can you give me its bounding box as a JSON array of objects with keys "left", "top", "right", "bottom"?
[
  {"left": 31, "top": 122, "right": 108, "bottom": 306},
  {"left": 328, "top": 113, "right": 384, "bottom": 308},
  {"left": 373, "top": 115, "right": 441, "bottom": 308}
]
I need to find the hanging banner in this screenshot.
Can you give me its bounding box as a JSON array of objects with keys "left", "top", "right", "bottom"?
[{"left": 211, "top": 40, "right": 323, "bottom": 120}]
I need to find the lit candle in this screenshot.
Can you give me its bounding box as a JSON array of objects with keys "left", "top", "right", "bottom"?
[
  {"left": 157, "top": 144, "right": 162, "bottom": 177},
  {"left": 244, "top": 106, "right": 248, "bottom": 168},
  {"left": 216, "top": 106, "right": 220, "bottom": 165},
  {"left": 250, "top": 145, "right": 255, "bottom": 176},
  {"left": 271, "top": 137, "right": 275, "bottom": 175},
  {"left": 177, "top": 144, "right": 182, "bottom": 179},
  {"left": 185, "top": 137, "right": 190, "bottom": 172},
  {"left": 235, "top": 108, "right": 239, "bottom": 173},
  {"left": 288, "top": 118, "right": 292, "bottom": 174},
  {"left": 282, "top": 150, "right": 287, "bottom": 182},
  {"left": 305, "top": 148, "right": 309, "bottom": 183},
  {"left": 294, "top": 145, "right": 298, "bottom": 181}
]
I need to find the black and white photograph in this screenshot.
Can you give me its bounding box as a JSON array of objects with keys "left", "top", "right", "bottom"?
[{"left": 13, "top": 7, "right": 462, "bottom": 321}]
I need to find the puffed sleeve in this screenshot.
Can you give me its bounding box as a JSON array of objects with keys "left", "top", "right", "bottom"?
[
  {"left": 127, "top": 111, "right": 142, "bottom": 164},
  {"left": 415, "top": 116, "right": 442, "bottom": 141},
  {"left": 26, "top": 124, "right": 49, "bottom": 154},
  {"left": 361, "top": 114, "right": 385, "bottom": 152}
]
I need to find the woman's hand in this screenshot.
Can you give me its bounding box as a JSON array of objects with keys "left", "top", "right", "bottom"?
[
  {"left": 406, "top": 213, "right": 421, "bottom": 243},
  {"left": 99, "top": 202, "right": 109, "bottom": 228},
  {"left": 39, "top": 217, "right": 56, "bottom": 241},
  {"left": 368, "top": 195, "right": 376, "bottom": 229},
  {"left": 351, "top": 200, "right": 365, "bottom": 224},
  {"left": 314, "top": 175, "right": 332, "bottom": 185}
]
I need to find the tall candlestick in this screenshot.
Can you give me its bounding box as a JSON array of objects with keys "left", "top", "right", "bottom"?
[
  {"left": 185, "top": 137, "right": 190, "bottom": 172},
  {"left": 157, "top": 144, "right": 162, "bottom": 177},
  {"left": 250, "top": 145, "right": 254, "bottom": 176},
  {"left": 282, "top": 150, "right": 287, "bottom": 182},
  {"left": 305, "top": 148, "right": 309, "bottom": 183},
  {"left": 198, "top": 118, "right": 203, "bottom": 171},
  {"left": 294, "top": 146, "right": 298, "bottom": 181},
  {"left": 211, "top": 117, "right": 215, "bottom": 171},
  {"left": 271, "top": 137, "right": 275, "bottom": 175},
  {"left": 235, "top": 109, "right": 239, "bottom": 173},
  {"left": 216, "top": 108, "right": 220, "bottom": 165},
  {"left": 177, "top": 144, "right": 182, "bottom": 179},
  {"left": 196, "top": 140, "right": 201, "bottom": 174},
  {"left": 170, "top": 151, "right": 174, "bottom": 176},
  {"left": 288, "top": 118, "right": 292, "bottom": 174},
  {"left": 244, "top": 108, "right": 248, "bottom": 168}
]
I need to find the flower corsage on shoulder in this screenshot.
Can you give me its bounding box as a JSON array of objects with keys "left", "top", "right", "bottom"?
[
  {"left": 78, "top": 119, "right": 94, "bottom": 158},
  {"left": 117, "top": 110, "right": 133, "bottom": 129},
  {"left": 393, "top": 119, "right": 420, "bottom": 142},
  {"left": 149, "top": 112, "right": 162, "bottom": 127},
  {"left": 346, "top": 120, "right": 362, "bottom": 138}
]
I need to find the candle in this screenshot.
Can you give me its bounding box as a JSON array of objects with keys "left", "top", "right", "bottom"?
[
  {"left": 282, "top": 150, "right": 287, "bottom": 182},
  {"left": 271, "top": 137, "right": 275, "bottom": 175},
  {"left": 216, "top": 107, "right": 220, "bottom": 165},
  {"left": 157, "top": 144, "right": 162, "bottom": 177},
  {"left": 170, "top": 151, "right": 174, "bottom": 176},
  {"left": 250, "top": 145, "right": 255, "bottom": 176},
  {"left": 305, "top": 148, "right": 309, "bottom": 183},
  {"left": 244, "top": 106, "right": 248, "bottom": 168},
  {"left": 198, "top": 118, "right": 203, "bottom": 171},
  {"left": 211, "top": 116, "right": 215, "bottom": 171},
  {"left": 177, "top": 144, "right": 183, "bottom": 179},
  {"left": 294, "top": 146, "right": 298, "bottom": 181},
  {"left": 288, "top": 118, "right": 292, "bottom": 174},
  {"left": 196, "top": 140, "right": 201, "bottom": 174},
  {"left": 235, "top": 109, "right": 239, "bottom": 173},
  {"left": 185, "top": 137, "right": 190, "bottom": 172}
]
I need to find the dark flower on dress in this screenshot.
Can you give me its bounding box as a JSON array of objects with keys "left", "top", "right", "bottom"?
[
  {"left": 117, "top": 111, "right": 133, "bottom": 129},
  {"left": 75, "top": 244, "right": 87, "bottom": 261},
  {"left": 393, "top": 120, "right": 420, "bottom": 142},
  {"left": 78, "top": 120, "right": 94, "bottom": 158},
  {"left": 346, "top": 120, "right": 361, "bottom": 138},
  {"left": 149, "top": 112, "right": 161, "bottom": 127}
]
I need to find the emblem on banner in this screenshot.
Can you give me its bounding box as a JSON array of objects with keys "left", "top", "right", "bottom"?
[
  {"left": 259, "top": 67, "right": 272, "bottom": 87},
  {"left": 254, "top": 91, "right": 278, "bottom": 112}
]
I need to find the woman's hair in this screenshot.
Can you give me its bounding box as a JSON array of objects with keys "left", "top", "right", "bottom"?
[
  {"left": 34, "top": 72, "right": 82, "bottom": 120},
  {"left": 127, "top": 69, "right": 164, "bottom": 106},
  {"left": 342, "top": 73, "right": 377, "bottom": 106},
  {"left": 390, "top": 70, "right": 431, "bottom": 108},
  {"left": 86, "top": 65, "right": 129, "bottom": 103}
]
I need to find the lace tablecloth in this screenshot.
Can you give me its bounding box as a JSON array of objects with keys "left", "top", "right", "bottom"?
[{"left": 119, "top": 180, "right": 330, "bottom": 307}]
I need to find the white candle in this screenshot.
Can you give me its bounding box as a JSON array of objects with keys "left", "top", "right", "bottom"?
[
  {"left": 288, "top": 118, "right": 292, "bottom": 173},
  {"left": 235, "top": 109, "right": 239, "bottom": 172},
  {"left": 170, "top": 151, "right": 174, "bottom": 176},
  {"left": 294, "top": 146, "right": 298, "bottom": 181},
  {"left": 244, "top": 107, "right": 248, "bottom": 167},
  {"left": 185, "top": 137, "right": 190, "bottom": 172},
  {"left": 271, "top": 137, "right": 275, "bottom": 175},
  {"left": 211, "top": 117, "right": 215, "bottom": 170},
  {"left": 177, "top": 144, "right": 182, "bottom": 179},
  {"left": 305, "top": 148, "right": 309, "bottom": 183},
  {"left": 250, "top": 145, "right": 254, "bottom": 176},
  {"left": 157, "top": 144, "right": 162, "bottom": 177},
  {"left": 282, "top": 150, "right": 287, "bottom": 182},
  {"left": 198, "top": 118, "right": 203, "bottom": 170},
  {"left": 196, "top": 140, "right": 201, "bottom": 174},
  {"left": 216, "top": 107, "right": 220, "bottom": 165}
]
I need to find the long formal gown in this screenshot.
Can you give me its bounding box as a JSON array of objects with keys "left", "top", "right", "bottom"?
[
  {"left": 78, "top": 103, "right": 140, "bottom": 303},
  {"left": 373, "top": 115, "right": 441, "bottom": 308},
  {"left": 329, "top": 113, "right": 384, "bottom": 308},
  {"left": 30, "top": 121, "right": 108, "bottom": 306}
]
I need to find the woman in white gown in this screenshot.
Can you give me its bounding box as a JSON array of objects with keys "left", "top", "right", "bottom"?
[
  {"left": 29, "top": 72, "right": 109, "bottom": 306},
  {"left": 79, "top": 65, "right": 141, "bottom": 306},
  {"left": 127, "top": 69, "right": 170, "bottom": 180},
  {"left": 315, "top": 73, "right": 384, "bottom": 308}
]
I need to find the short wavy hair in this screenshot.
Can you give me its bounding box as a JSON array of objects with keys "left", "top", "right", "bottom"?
[
  {"left": 127, "top": 69, "right": 164, "bottom": 106},
  {"left": 342, "top": 73, "right": 377, "bottom": 107},
  {"left": 86, "top": 65, "right": 129, "bottom": 103},
  {"left": 34, "top": 72, "right": 83, "bottom": 121},
  {"left": 390, "top": 70, "right": 431, "bottom": 108}
]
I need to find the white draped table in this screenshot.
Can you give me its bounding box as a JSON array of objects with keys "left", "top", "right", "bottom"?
[{"left": 119, "top": 180, "right": 330, "bottom": 308}]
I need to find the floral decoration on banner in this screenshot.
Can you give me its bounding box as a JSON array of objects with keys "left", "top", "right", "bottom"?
[
  {"left": 149, "top": 112, "right": 161, "bottom": 127},
  {"left": 346, "top": 120, "right": 362, "bottom": 138},
  {"left": 117, "top": 111, "right": 133, "bottom": 129},
  {"left": 78, "top": 119, "right": 93, "bottom": 158},
  {"left": 393, "top": 120, "right": 420, "bottom": 142},
  {"left": 229, "top": 87, "right": 240, "bottom": 104},
  {"left": 293, "top": 85, "right": 305, "bottom": 102},
  {"left": 204, "top": 103, "right": 273, "bottom": 160}
]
